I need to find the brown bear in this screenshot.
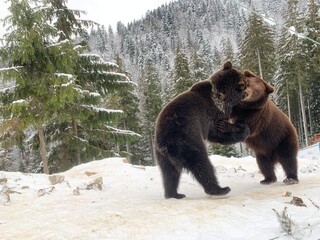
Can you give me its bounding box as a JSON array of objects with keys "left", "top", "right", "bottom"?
[
  {"left": 154, "top": 61, "right": 250, "bottom": 199},
  {"left": 230, "top": 70, "right": 299, "bottom": 185}
]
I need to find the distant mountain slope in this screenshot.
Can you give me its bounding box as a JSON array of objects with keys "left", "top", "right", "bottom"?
[{"left": 88, "top": 0, "right": 307, "bottom": 84}]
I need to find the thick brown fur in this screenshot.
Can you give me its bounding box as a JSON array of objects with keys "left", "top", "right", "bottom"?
[
  {"left": 154, "top": 61, "right": 250, "bottom": 199},
  {"left": 231, "top": 70, "right": 299, "bottom": 185}
]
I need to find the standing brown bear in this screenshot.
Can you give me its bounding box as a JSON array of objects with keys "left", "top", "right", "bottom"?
[
  {"left": 155, "top": 61, "right": 250, "bottom": 199},
  {"left": 231, "top": 70, "right": 299, "bottom": 185}
]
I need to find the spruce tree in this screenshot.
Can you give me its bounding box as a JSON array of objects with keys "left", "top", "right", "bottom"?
[
  {"left": 190, "top": 46, "right": 207, "bottom": 82},
  {"left": 212, "top": 46, "right": 223, "bottom": 70},
  {"left": 221, "top": 38, "right": 235, "bottom": 64},
  {"left": 0, "top": 0, "right": 138, "bottom": 173},
  {"left": 138, "top": 61, "right": 163, "bottom": 165},
  {"left": 276, "top": 0, "right": 308, "bottom": 146},
  {"left": 0, "top": 0, "right": 80, "bottom": 173},
  {"left": 107, "top": 54, "right": 141, "bottom": 164},
  {"left": 171, "top": 45, "right": 193, "bottom": 96},
  {"left": 303, "top": 0, "right": 320, "bottom": 135},
  {"left": 239, "top": 12, "right": 276, "bottom": 82}
]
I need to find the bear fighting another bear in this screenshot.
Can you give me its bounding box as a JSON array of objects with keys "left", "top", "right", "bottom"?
[
  {"left": 154, "top": 62, "right": 250, "bottom": 199},
  {"left": 231, "top": 70, "right": 299, "bottom": 185}
]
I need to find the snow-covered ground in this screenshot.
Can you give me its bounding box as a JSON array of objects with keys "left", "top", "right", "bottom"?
[{"left": 1, "top": 153, "right": 320, "bottom": 240}]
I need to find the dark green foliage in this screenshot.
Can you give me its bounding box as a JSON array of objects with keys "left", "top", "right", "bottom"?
[
  {"left": 138, "top": 61, "right": 163, "bottom": 165},
  {"left": 221, "top": 38, "right": 235, "bottom": 64},
  {"left": 171, "top": 45, "right": 193, "bottom": 96},
  {"left": 190, "top": 47, "right": 208, "bottom": 82},
  {"left": 239, "top": 12, "right": 276, "bottom": 82},
  {"left": 209, "top": 144, "right": 239, "bottom": 158},
  {"left": 303, "top": 0, "right": 320, "bottom": 135},
  {"left": 276, "top": 0, "right": 309, "bottom": 146},
  {"left": 0, "top": 0, "right": 139, "bottom": 173}
]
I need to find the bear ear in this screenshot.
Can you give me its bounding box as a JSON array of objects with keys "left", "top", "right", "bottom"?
[
  {"left": 266, "top": 83, "right": 275, "bottom": 94},
  {"left": 243, "top": 70, "right": 256, "bottom": 78},
  {"left": 223, "top": 61, "right": 232, "bottom": 70}
]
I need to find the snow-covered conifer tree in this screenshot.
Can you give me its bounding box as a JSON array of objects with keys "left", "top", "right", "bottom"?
[{"left": 0, "top": 0, "right": 138, "bottom": 173}]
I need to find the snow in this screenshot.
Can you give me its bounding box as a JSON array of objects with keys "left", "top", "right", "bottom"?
[
  {"left": 0, "top": 66, "right": 23, "bottom": 72},
  {"left": 47, "top": 39, "right": 70, "bottom": 48},
  {"left": 89, "top": 92, "right": 101, "bottom": 97},
  {"left": 0, "top": 85, "right": 16, "bottom": 93},
  {"left": 81, "top": 104, "right": 123, "bottom": 114},
  {"left": 106, "top": 126, "right": 142, "bottom": 138},
  {"left": 1, "top": 153, "right": 320, "bottom": 240},
  {"left": 11, "top": 99, "right": 27, "bottom": 104},
  {"left": 299, "top": 143, "right": 320, "bottom": 161},
  {"left": 55, "top": 73, "right": 74, "bottom": 80},
  {"left": 79, "top": 53, "right": 118, "bottom": 67},
  {"left": 288, "top": 26, "right": 310, "bottom": 40},
  {"left": 262, "top": 16, "right": 276, "bottom": 26}
]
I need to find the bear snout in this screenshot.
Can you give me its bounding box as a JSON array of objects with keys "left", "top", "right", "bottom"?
[{"left": 242, "top": 91, "right": 249, "bottom": 100}]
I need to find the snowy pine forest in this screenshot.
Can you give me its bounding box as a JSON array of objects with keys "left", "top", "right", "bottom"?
[{"left": 0, "top": 0, "right": 319, "bottom": 174}]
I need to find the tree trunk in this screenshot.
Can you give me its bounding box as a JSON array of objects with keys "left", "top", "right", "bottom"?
[
  {"left": 150, "top": 131, "right": 156, "bottom": 166},
  {"left": 286, "top": 80, "right": 291, "bottom": 120},
  {"left": 297, "top": 100, "right": 304, "bottom": 144},
  {"left": 38, "top": 126, "right": 49, "bottom": 174},
  {"left": 256, "top": 48, "right": 263, "bottom": 79},
  {"left": 126, "top": 141, "right": 131, "bottom": 164},
  {"left": 72, "top": 119, "right": 81, "bottom": 165},
  {"left": 307, "top": 98, "right": 313, "bottom": 135},
  {"left": 239, "top": 143, "right": 243, "bottom": 157},
  {"left": 124, "top": 123, "right": 131, "bottom": 163},
  {"left": 298, "top": 77, "right": 309, "bottom": 147}
]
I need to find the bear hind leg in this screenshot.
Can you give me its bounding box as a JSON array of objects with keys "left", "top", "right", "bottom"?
[
  {"left": 157, "top": 152, "right": 186, "bottom": 199},
  {"left": 256, "top": 154, "right": 277, "bottom": 185},
  {"left": 276, "top": 150, "right": 299, "bottom": 185},
  {"left": 183, "top": 150, "right": 230, "bottom": 196}
]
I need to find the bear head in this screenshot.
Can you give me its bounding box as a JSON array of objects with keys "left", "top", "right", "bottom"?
[
  {"left": 209, "top": 61, "right": 247, "bottom": 116},
  {"left": 240, "top": 70, "right": 274, "bottom": 107}
]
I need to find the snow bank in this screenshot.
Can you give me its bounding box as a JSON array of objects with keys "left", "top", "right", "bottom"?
[
  {"left": 0, "top": 156, "right": 320, "bottom": 240},
  {"left": 299, "top": 143, "right": 320, "bottom": 161}
]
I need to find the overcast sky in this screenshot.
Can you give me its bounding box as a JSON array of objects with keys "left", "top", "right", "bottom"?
[
  {"left": 67, "top": 0, "right": 172, "bottom": 29},
  {"left": 0, "top": 0, "right": 173, "bottom": 37}
]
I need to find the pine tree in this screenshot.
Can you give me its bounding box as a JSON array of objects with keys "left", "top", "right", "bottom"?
[
  {"left": 96, "top": 25, "right": 108, "bottom": 54},
  {"left": 171, "top": 45, "right": 193, "bottom": 96},
  {"left": 0, "top": 0, "right": 138, "bottom": 173},
  {"left": 108, "top": 54, "right": 142, "bottom": 164},
  {"left": 276, "top": 0, "right": 308, "bottom": 146},
  {"left": 221, "top": 38, "right": 235, "bottom": 64},
  {"left": 47, "top": 50, "right": 138, "bottom": 172},
  {"left": 212, "top": 46, "right": 223, "bottom": 70},
  {"left": 199, "top": 39, "right": 214, "bottom": 74},
  {"left": 303, "top": 0, "right": 320, "bottom": 136},
  {"left": 190, "top": 46, "right": 207, "bottom": 82},
  {"left": 0, "top": 0, "right": 80, "bottom": 173},
  {"left": 138, "top": 61, "right": 163, "bottom": 165},
  {"left": 239, "top": 12, "right": 276, "bottom": 82}
]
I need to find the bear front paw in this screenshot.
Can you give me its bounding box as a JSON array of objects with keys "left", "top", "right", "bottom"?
[
  {"left": 216, "top": 119, "right": 231, "bottom": 133},
  {"left": 233, "top": 122, "right": 250, "bottom": 140}
]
